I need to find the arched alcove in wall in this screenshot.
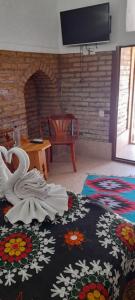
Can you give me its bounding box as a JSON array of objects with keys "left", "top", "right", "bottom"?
[{"left": 24, "top": 70, "right": 59, "bottom": 138}]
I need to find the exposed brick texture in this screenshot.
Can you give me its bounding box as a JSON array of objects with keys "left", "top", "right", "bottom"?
[
  {"left": 0, "top": 50, "right": 113, "bottom": 143},
  {"left": 59, "top": 52, "right": 112, "bottom": 142},
  {"left": 0, "top": 51, "right": 60, "bottom": 137},
  {"left": 117, "top": 47, "right": 131, "bottom": 136},
  {"left": 24, "top": 73, "right": 40, "bottom": 138}
]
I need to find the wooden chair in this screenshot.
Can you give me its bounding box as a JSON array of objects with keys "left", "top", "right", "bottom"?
[
  {"left": 0, "top": 128, "right": 14, "bottom": 149},
  {"left": 40, "top": 114, "right": 79, "bottom": 172}
]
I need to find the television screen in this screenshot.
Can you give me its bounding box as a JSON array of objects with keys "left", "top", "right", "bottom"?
[{"left": 60, "top": 3, "right": 111, "bottom": 46}]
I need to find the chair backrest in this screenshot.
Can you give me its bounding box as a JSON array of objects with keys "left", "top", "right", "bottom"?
[
  {"left": 0, "top": 128, "right": 14, "bottom": 149},
  {"left": 48, "top": 114, "right": 78, "bottom": 139}
]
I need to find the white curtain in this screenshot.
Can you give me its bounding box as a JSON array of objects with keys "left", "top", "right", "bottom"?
[{"left": 126, "top": 0, "right": 135, "bottom": 32}]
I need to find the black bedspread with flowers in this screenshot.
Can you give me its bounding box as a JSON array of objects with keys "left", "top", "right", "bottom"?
[{"left": 0, "top": 192, "right": 135, "bottom": 300}]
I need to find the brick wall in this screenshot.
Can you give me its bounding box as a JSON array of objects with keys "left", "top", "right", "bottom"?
[
  {"left": 24, "top": 70, "right": 61, "bottom": 138},
  {"left": 0, "top": 50, "right": 113, "bottom": 143},
  {"left": 117, "top": 47, "right": 131, "bottom": 136},
  {"left": 0, "top": 51, "right": 61, "bottom": 137},
  {"left": 59, "top": 52, "right": 112, "bottom": 142},
  {"left": 24, "top": 73, "right": 40, "bottom": 138}
]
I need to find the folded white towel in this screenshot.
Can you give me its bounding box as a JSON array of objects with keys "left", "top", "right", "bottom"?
[
  {"left": 6, "top": 187, "right": 68, "bottom": 224},
  {"left": 0, "top": 146, "right": 68, "bottom": 224}
]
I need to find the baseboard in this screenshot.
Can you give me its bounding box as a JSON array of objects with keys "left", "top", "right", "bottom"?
[
  {"left": 76, "top": 139, "right": 112, "bottom": 160},
  {"left": 50, "top": 140, "right": 112, "bottom": 161}
]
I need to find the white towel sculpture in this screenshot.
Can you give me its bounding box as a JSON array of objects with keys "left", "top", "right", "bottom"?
[{"left": 0, "top": 146, "right": 68, "bottom": 224}]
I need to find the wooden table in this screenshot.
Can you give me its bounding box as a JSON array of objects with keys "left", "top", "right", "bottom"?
[{"left": 21, "top": 139, "right": 51, "bottom": 179}]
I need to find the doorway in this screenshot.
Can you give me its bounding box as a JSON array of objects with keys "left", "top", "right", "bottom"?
[{"left": 115, "top": 46, "right": 135, "bottom": 163}]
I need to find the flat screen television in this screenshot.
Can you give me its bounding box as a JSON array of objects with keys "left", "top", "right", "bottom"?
[{"left": 60, "top": 3, "right": 111, "bottom": 46}]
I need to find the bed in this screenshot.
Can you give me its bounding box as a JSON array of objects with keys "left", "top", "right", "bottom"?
[{"left": 0, "top": 192, "right": 135, "bottom": 300}]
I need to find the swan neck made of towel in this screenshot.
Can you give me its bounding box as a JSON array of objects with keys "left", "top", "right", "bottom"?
[
  {"left": 0, "top": 146, "right": 12, "bottom": 180},
  {"left": 7, "top": 147, "right": 30, "bottom": 187}
]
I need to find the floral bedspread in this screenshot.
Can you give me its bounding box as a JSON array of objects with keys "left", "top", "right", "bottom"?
[{"left": 0, "top": 192, "right": 135, "bottom": 300}]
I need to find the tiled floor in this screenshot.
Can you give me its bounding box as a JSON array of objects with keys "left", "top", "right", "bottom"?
[{"left": 47, "top": 155, "right": 135, "bottom": 194}]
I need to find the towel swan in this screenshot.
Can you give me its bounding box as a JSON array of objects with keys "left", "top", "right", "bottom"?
[
  {"left": 5, "top": 147, "right": 41, "bottom": 204},
  {"left": 0, "top": 146, "right": 68, "bottom": 224}
]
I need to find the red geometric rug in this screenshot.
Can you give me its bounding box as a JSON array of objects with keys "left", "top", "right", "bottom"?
[{"left": 82, "top": 174, "right": 135, "bottom": 223}]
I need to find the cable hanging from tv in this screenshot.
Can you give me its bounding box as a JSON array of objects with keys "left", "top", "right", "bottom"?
[
  {"left": 85, "top": 44, "right": 98, "bottom": 55},
  {"left": 80, "top": 44, "right": 97, "bottom": 57}
]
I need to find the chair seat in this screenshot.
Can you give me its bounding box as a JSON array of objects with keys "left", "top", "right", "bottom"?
[
  {"left": 40, "top": 114, "right": 79, "bottom": 172},
  {"left": 49, "top": 136, "right": 76, "bottom": 145}
]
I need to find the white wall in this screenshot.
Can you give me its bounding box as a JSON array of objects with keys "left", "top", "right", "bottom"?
[
  {"left": 1, "top": 0, "right": 135, "bottom": 53},
  {"left": 0, "top": 0, "right": 59, "bottom": 53},
  {"left": 126, "top": 0, "right": 135, "bottom": 31},
  {"left": 58, "top": 0, "right": 135, "bottom": 53}
]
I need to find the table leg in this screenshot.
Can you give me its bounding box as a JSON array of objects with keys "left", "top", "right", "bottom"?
[
  {"left": 46, "top": 148, "right": 51, "bottom": 172},
  {"left": 41, "top": 149, "right": 48, "bottom": 179},
  {"left": 28, "top": 151, "right": 48, "bottom": 179}
]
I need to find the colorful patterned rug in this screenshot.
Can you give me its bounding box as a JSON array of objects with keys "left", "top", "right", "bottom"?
[{"left": 82, "top": 174, "right": 135, "bottom": 223}]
